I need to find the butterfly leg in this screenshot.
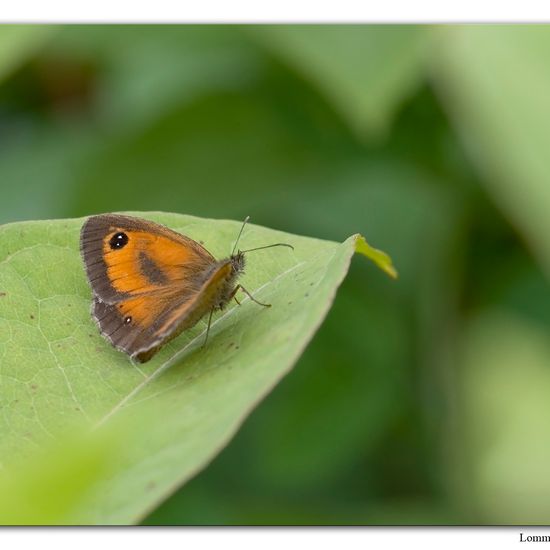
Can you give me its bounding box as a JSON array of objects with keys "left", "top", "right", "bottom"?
[
  {"left": 234, "top": 284, "right": 271, "bottom": 308},
  {"left": 202, "top": 307, "right": 215, "bottom": 347}
]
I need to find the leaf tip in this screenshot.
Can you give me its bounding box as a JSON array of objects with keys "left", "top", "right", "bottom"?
[{"left": 353, "top": 234, "right": 398, "bottom": 279}]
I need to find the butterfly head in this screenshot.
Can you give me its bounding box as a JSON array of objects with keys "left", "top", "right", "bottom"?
[
  {"left": 226, "top": 216, "right": 293, "bottom": 282},
  {"left": 230, "top": 250, "right": 246, "bottom": 274}
]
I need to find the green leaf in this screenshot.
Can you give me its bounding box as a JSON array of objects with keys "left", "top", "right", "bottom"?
[
  {"left": 456, "top": 311, "right": 550, "bottom": 524},
  {"left": 434, "top": 25, "right": 550, "bottom": 278},
  {"left": 251, "top": 25, "right": 432, "bottom": 138},
  {"left": 0, "top": 429, "right": 122, "bottom": 525},
  {"left": 0, "top": 212, "right": 394, "bottom": 524},
  {"left": 0, "top": 25, "right": 57, "bottom": 83},
  {"left": 45, "top": 26, "right": 262, "bottom": 131}
]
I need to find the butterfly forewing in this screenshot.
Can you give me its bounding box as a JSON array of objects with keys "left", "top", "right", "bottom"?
[{"left": 80, "top": 214, "right": 215, "bottom": 304}]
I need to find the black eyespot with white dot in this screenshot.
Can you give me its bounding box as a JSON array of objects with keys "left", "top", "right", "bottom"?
[
  {"left": 125, "top": 316, "right": 132, "bottom": 324},
  {"left": 109, "top": 232, "right": 129, "bottom": 250}
]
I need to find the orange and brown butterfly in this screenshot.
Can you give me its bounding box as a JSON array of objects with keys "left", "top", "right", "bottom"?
[{"left": 80, "top": 214, "right": 293, "bottom": 363}]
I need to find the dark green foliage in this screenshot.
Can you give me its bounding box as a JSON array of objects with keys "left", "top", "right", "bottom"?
[{"left": 1, "top": 25, "right": 549, "bottom": 525}]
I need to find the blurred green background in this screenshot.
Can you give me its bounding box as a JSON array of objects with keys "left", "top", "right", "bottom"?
[{"left": 1, "top": 24, "right": 550, "bottom": 525}]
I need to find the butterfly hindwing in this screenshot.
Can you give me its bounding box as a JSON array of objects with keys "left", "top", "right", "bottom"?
[
  {"left": 93, "top": 295, "right": 171, "bottom": 360},
  {"left": 93, "top": 261, "right": 233, "bottom": 362}
]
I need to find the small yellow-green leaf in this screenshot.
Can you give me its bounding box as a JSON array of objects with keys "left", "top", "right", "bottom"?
[{"left": 354, "top": 234, "right": 398, "bottom": 279}]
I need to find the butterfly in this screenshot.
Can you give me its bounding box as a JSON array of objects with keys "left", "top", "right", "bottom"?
[{"left": 80, "top": 214, "right": 293, "bottom": 363}]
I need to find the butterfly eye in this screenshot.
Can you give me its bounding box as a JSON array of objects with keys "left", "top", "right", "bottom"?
[{"left": 109, "top": 232, "right": 129, "bottom": 250}]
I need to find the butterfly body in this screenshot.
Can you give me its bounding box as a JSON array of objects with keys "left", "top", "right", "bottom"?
[{"left": 80, "top": 214, "right": 249, "bottom": 363}]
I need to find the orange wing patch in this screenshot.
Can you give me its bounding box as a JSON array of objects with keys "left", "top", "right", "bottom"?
[
  {"left": 102, "top": 229, "right": 208, "bottom": 296},
  {"left": 114, "top": 294, "right": 165, "bottom": 328}
]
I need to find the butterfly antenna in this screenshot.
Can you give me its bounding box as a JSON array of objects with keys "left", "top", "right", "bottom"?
[
  {"left": 231, "top": 216, "right": 250, "bottom": 255},
  {"left": 240, "top": 242, "right": 294, "bottom": 254}
]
